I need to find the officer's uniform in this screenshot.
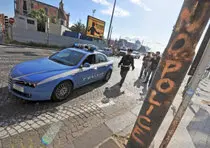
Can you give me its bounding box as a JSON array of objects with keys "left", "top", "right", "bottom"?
[{"left": 118, "top": 52, "right": 135, "bottom": 87}]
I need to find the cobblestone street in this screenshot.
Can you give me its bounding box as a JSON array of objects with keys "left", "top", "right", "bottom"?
[{"left": 0, "top": 45, "right": 144, "bottom": 148}]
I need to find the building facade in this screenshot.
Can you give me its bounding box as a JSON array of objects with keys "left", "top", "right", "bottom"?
[
  {"left": 14, "top": 0, "right": 70, "bottom": 27},
  {"left": 0, "top": 14, "right": 5, "bottom": 32}
]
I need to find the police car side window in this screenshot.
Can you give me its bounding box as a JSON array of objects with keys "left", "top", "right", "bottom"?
[
  {"left": 83, "top": 55, "right": 96, "bottom": 65},
  {"left": 96, "top": 54, "right": 107, "bottom": 63}
]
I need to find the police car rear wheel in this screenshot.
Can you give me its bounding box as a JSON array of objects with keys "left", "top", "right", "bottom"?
[
  {"left": 52, "top": 81, "right": 72, "bottom": 101},
  {"left": 104, "top": 70, "right": 112, "bottom": 82}
]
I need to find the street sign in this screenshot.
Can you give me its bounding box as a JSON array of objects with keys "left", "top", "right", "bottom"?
[{"left": 9, "top": 18, "right": 15, "bottom": 25}]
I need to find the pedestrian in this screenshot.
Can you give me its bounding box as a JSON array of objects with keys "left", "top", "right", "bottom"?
[
  {"left": 144, "top": 51, "right": 161, "bottom": 85},
  {"left": 118, "top": 49, "right": 135, "bottom": 87},
  {"left": 139, "top": 52, "right": 152, "bottom": 79}
]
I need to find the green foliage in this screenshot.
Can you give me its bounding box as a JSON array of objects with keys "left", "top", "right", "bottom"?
[
  {"left": 69, "top": 20, "right": 86, "bottom": 34},
  {"left": 29, "top": 9, "right": 47, "bottom": 32}
]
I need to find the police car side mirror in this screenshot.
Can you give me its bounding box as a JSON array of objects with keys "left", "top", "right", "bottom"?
[{"left": 83, "top": 63, "right": 91, "bottom": 68}]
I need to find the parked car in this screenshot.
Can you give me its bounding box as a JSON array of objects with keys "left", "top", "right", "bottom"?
[
  {"left": 131, "top": 51, "right": 141, "bottom": 59},
  {"left": 119, "top": 49, "right": 127, "bottom": 56},
  {"left": 9, "top": 48, "right": 113, "bottom": 101},
  {"left": 97, "top": 47, "right": 113, "bottom": 56}
]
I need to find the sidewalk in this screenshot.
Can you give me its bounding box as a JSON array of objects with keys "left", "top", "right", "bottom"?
[{"left": 74, "top": 78, "right": 210, "bottom": 148}]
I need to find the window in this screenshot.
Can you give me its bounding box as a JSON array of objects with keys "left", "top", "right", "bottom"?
[
  {"left": 96, "top": 54, "right": 107, "bottom": 63},
  {"left": 31, "top": 3, "right": 34, "bottom": 9},
  {"left": 49, "top": 49, "right": 85, "bottom": 66},
  {"left": 45, "top": 7, "right": 48, "bottom": 15},
  {"left": 83, "top": 55, "right": 96, "bottom": 65},
  {"left": 27, "top": 19, "right": 35, "bottom": 24},
  {"left": 23, "top": 0, "right": 27, "bottom": 15}
]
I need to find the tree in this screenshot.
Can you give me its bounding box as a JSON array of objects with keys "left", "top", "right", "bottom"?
[
  {"left": 69, "top": 20, "right": 86, "bottom": 34},
  {"left": 29, "top": 9, "right": 47, "bottom": 32}
]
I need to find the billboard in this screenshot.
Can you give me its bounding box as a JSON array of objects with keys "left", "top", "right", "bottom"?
[{"left": 86, "top": 16, "right": 105, "bottom": 39}]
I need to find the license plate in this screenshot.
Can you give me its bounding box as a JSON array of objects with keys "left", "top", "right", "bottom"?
[{"left": 13, "top": 84, "right": 24, "bottom": 93}]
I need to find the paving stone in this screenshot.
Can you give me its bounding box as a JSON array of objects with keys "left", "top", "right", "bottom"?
[
  {"left": 72, "top": 132, "right": 82, "bottom": 138},
  {"left": 71, "top": 127, "right": 78, "bottom": 133},
  {"left": 66, "top": 134, "right": 73, "bottom": 142},
  {"left": 0, "top": 140, "right": 2, "bottom": 148},
  {"left": 59, "top": 131, "right": 67, "bottom": 138},
  {"left": 1, "top": 138, "right": 12, "bottom": 148},
  {"left": 37, "top": 121, "right": 46, "bottom": 126},
  {"left": 73, "top": 124, "right": 112, "bottom": 148},
  {"left": 105, "top": 111, "right": 136, "bottom": 134},
  {"left": 27, "top": 120, "right": 34, "bottom": 125},
  {"left": 98, "top": 138, "right": 120, "bottom": 148},
  {"left": 0, "top": 129, "right": 8, "bottom": 138}
]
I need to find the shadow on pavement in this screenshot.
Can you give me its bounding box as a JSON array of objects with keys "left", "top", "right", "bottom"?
[
  {"left": 186, "top": 108, "right": 210, "bottom": 148},
  {"left": 0, "top": 81, "right": 106, "bottom": 127},
  {"left": 103, "top": 83, "right": 125, "bottom": 99},
  {"left": 133, "top": 79, "right": 148, "bottom": 102},
  {"left": 134, "top": 79, "right": 148, "bottom": 95}
]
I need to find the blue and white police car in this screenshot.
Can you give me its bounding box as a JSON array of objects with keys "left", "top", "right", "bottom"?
[{"left": 8, "top": 48, "right": 113, "bottom": 101}]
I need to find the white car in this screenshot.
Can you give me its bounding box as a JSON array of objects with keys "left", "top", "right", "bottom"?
[{"left": 132, "top": 51, "right": 140, "bottom": 59}]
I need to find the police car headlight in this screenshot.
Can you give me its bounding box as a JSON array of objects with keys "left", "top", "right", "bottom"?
[
  {"left": 24, "top": 82, "right": 37, "bottom": 88},
  {"left": 28, "top": 82, "right": 37, "bottom": 88}
]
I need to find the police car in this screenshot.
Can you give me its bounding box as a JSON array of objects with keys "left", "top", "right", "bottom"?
[{"left": 8, "top": 47, "right": 113, "bottom": 101}]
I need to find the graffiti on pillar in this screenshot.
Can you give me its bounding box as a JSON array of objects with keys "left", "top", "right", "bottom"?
[{"left": 128, "top": 0, "right": 210, "bottom": 147}]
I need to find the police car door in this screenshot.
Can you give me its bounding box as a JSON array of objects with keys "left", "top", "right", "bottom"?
[
  {"left": 77, "top": 54, "right": 98, "bottom": 86},
  {"left": 95, "top": 53, "right": 108, "bottom": 80}
]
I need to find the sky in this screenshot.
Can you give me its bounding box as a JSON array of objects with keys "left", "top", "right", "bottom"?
[{"left": 0, "top": 0, "right": 184, "bottom": 51}]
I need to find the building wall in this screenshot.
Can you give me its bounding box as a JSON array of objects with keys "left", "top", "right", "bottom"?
[
  {"left": 61, "top": 25, "right": 70, "bottom": 36},
  {"left": 15, "top": 0, "right": 69, "bottom": 26},
  {"left": 32, "top": 0, "right": 58, "bottom": 18},
  {"left": 0, "top": 14, "right": 5, "bottom": 32},
  {"left": 12, "top": 27, "right": 106, "bottom": 48},
  {"left": 15, "top": 0, "right": 32, "bottom": 15},
  {"left": 13, "top": 15, "right": 37, "bottom": 31},
  {"left": 15, "top": 0, "right": 23, "bottom": 15},
  {"left": 47, "top": 23, "right": 61, "bottom": 35}
]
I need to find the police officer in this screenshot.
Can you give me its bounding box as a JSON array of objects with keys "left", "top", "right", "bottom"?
[
  {"left": 144, "top": 51, "right": 161, "bottom": 85},
  {"left": 118, "top": 49, "right": 135, "bottom": 87}
]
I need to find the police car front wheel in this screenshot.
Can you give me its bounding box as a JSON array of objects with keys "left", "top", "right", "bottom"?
[
  {"left": 52, "top": 81, "right": 73, "bottom": 101},
  {"left": 104, "top": 70, "right": 112, "bottom": 82}
]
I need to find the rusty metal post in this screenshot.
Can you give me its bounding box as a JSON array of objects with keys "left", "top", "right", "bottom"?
[
  {"left": 159, "top": 36, "right": 210, "bottom": 147},
  {"left": 126, "top": 0, "right": 210, "bottom": 148}
]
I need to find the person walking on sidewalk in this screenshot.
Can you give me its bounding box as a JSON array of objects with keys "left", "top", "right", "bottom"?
[
  {"left": 118, "top": 49, "right": 135, "bottom": 87},
  {"left": 139, "top": 52, "right": 152, "bottom": 79},
  {"left": 144, "top": 51, "right": 161, "bottom": 85}
]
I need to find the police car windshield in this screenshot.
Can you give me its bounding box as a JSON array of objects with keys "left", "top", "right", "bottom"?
[{"left": 49, "top": 49, "right": 85, "bottom": 66}]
